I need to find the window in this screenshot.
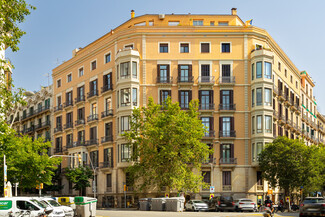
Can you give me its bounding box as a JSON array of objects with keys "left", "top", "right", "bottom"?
[
  {"left": 199, "top": 90, "right": 213, "bottom": 110},
  {"left": 91, "top": 60, "right": 97, "bottom": 70},
  {"left": 159, "top": 43, "right": 168, "bottom": 53},
  {"left": 201, "top": 43, "right": 210, "bottom": 53},
  {"left": 256, "top": 88, "right": 262, "bottom": 106},
  {"left": 256, "top": 62, "right": 262, "bottom": 78},
  {"left": 219, "top": 117, "right": 235, "bottom": 137},
  {"left": 220, "top": 144, "right": 234, "bottom": 163},
  {"left": 66, "top": 134, "right": 73, "bottom": 146},
  {"left": 222, "top": 171, "right": 231, "bottom": 187},
  {"left": 121, "top": 144, "right": 131, "bottom": 161},
  {"left": 220, "top": 90, "right": 234, "bottom": 109},
  {"left": 105, "top": 53, "right": 111, "bottom": 63},
  {"left": 90, "top": 150, "right": 99, "bottom": 167},
  {"left": 201, "top": 64, "right": 210, "bottom": 79},
  {"left": 257, "top": 171, "right": 263, "bottom": 185},
  {"left": 252, "top": 143, "right": 255, "bottom": 161},
  {"left": 290, "top": 75, "right": 293, "bottom": 83},
  {"left": 105, "top": 97, "right": 111, "bottom": 111},
  {"left": 56, "top": 116, "right": 62, "bottom": 128},
  {"left": 134, "top": 21, "right": 146, "bottom": 26},
  {"left": 120, "top": 62, "right": 130, "bottom": 78},
  {"left": 256, "top": 143, "right": 263, "bottom": 159},
  {"left": 218, "top": 22, "right": 228, "bottom": 26},
  {"left": 157, "top": 65, "right": 170, "bottom": 83},
  {"left": 66, "top": 91, "right": 73, "bottom": 105},
  {"left": 221, "top": 43, "right": 230, "bottom": 53},
  {"left": 168, "top": 21, "right": 179, "bottom": 26},
  {"left": 251, "top": 63, "right": 255, "bottom": 80},
  {"left": 202, "top": 117, "right": 213, "bottom": 137},
  {"left": 264, "top": 62, "right": 272, "bottom": 79},
  {"left": 264, "top": 88, "right": 272, "bottom": 106},
  {"left": 179, "top": 90, "right": 191, "bottom": 109},
  {"left": 66, "top": 112, "right": 73, "bottom": 125},
  {"left": 252, "top": 89, "right": 255, "bottom": 107},
  {"left": 131, "top": 61, "right": 137, "bottom": 78},
  {"left": 77, "top": 107, "right": 85, "bottom": 121},
  {"left": 120, "top": 88, "right": 130, "bottom": 107},
  {"left": 221, "top": 64, "right": 231, "bottom": 78},
  {"left": 256, "top": 115, "right": 262, "bottom": 133},
  {"left": 180, "top": 43, "right": 189, "bottom": 53},
  {"left": 285, "top": 69, "right": 287, "bottom": 77},
  {"left": 103, "top": 73, "right": 112, "bottom": 90},
  {"left": 178, "top": 65, "right": 192, "bottom": 82},
  {"left": 296, "top": 81, "right": 298, "bottom": 89},
  {"left": 106, "top": 174, "right": 112, "bottom": 188},
  {"left": 91, "top": 103, "right": 97, "bottom": 115},
  {"left": 252, "top": 116, "right": 255, "bottom": 134},
  {"left": 193, "top": 20, "right": 203, "bottom": 26},
  {"left": 77, "top": 85, "right": 85, "bottom": 101},
  {"left": 202, "top": 171, "right": 211, "bottom": 185},
  {"left": 121, "top": 116, "right": 130, "bottom": 133},
  {"left": 17, "top": 201, "right": 40, "bottom": 211},
  {"left": 149, "top": 21, "right": 154, "bottom": 26},
  {"left": 160, "top": 90, "right": 171, "bottom": 105},
  {"left": 79, "top": 67, "right": 84, "bottom": 77},
  {"left": 105, "top": 122, "right": 113, "bottom": 138},
  {"left": 132, "top": 88, "right": 137, "bottom": 106},
  {"left": 210, "top": 21, "right": 215, "bottom": 26},
  {"left": 90, "top": 126, "right": 97, "bottom": 140},
  {"left": 278, "top": 62, "right": 281, "bottom": 71},
  {"left": 265, "top": 116, "right": 272, "bottom": 133},
  {"left": 57, "top": 79, "right": 61, "bottom": 88},
  {"left": 89, "top": 79, "right": 98, "bottom": 93},
  {"left": 55, "top": 137, "right": 62, "bottom": 152}
]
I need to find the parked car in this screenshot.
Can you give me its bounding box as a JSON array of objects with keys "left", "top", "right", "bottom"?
[
  {"left": 208, "top": 196, "right": 220, "bottom": 211},
  {"left": 218, "top": 196, "right": 235, "bottom": 212},
  {"left": 0, "top": 197, "right": 53, "bottom": 217},
  {"left": 30, "top": 199, "right": 64, "bottom": 217},
  {"left": 234, "top": 198, "right": 256, "bottom": 212},
  {"left": 39, "top": 198, "right": 74, "bottom": 217},
  {"left": 185, "top": 200, "right": 209, "bottom": 212},
  {"left": 299, "top": 197, "right": 325, "bottom": 217}
]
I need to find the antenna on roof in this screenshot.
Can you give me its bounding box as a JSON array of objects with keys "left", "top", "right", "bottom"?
[{"left": 43, "top": 73, "right": 50, "bottom": 86}]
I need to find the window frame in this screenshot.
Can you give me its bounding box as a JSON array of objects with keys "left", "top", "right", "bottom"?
[
  {"left": 78, "top": 67, "right": 84, "bottom": 77},
  {"left": 57, "top": 79, "right": 61, "bottom": 88},
  {"left": 104, "top": 52, "right": 111, "bottom": 64},
  {"left": 221, "top": 42, "right": 231, "bottom": 53},
  {"left": 91, "top": 60, "right": 97, "bottom": 71},
  {"left": 193, "top": 20, "right": 203, "bottom": 26},
  {"left": 158, "top": 42, "right": 169, "bottom": 53},
  {"left": 67, "top": 73, "right": 72, "bottom": 83},
  {"left": 179, "top": 42, "right": 190, "bottom": 53},
  {"left": 200, "top": 42, "right": 210, "bottom": 53}
]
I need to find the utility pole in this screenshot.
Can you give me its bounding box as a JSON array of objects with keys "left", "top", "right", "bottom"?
[{"left": 3, "top": 155, "right": 6, "bottom": 197}]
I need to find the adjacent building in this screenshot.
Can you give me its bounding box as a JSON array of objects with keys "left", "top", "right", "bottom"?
[{"left": 51, "top": 9, "right": 325, "bottom": 207}]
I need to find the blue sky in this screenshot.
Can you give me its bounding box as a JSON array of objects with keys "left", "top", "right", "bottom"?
[{"left": 6, "top": 0, "right": 325, "bottom": 112}]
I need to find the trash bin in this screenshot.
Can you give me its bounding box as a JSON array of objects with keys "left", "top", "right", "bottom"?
[
  {"left": 165, "top": 197, "right": 185, "bottom": 212},
  {"left": 74, "top": 197, "right": 97, "bottom": 217},
  {"left": 139, "top": 198, "right": 151, "bottom": 211},
  {"left": 151, "top": 198, "right": 166, "bottom": 211}
]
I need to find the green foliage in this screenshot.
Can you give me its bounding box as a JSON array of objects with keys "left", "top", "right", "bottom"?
[
  {"left": 65, "top": 166, "right": 93, "bottom": 195},
  {"left": 258, "top": 137, "right": 321, "bottom": 195},
  {"left": 123, "top": 97, "right": 211, "bottom": 194},
  {"left": 0, "top": 0, "right": 36, "bottom": 52}
]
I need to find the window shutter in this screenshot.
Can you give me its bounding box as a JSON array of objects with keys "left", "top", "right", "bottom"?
[
  {"left": 209, "top": 90, "right": 214, "bottom": 104},
  {"left": 110, "top": 147, "right": 114, "bottom": 166},
  {"left": 220, "top": 144, "right": 223, "bottom": 160},
  {"left": 220, "top": 91, "right": 223, "bottom": 104},
  {"left": 178, "top": 90, "right": 181, "bottom": 104},
  {"left": 167, "top": 90, "right": 171, "bottom": 97},
  {"left": 77, "top": 87, "right": 80, "bottom": 98},
  {"left": 231, "top": 117, "right": 234, "bottom": 131},
  {"left": 231, "top": 143, "right": 234, "bottom": 158},
  {"left": 210, "top": 117, "right": 214, "bottom": 130},
  {"left": 198, "top": 91, "right": 202, "bottom": 107},
  {"left": 160, "top": 90, "right": 162, "bottom": 104},
  {"left": 178, "top": 65, "right": 181, "bottom": 79},
  {"left": 65, "top": 92, "right": 68, "bottom": 103},
  {"left": 219, "top": 117, "right": 223, "bottom": 131},
  {"left": 110, "top": 73, "right": 113, "bottom": 88},
  {"left": 230, "top": 90, "right": 233, "bottom": 104},
  {"left": 189, "top": 90, "right": 192, "bottom": 103},
  {"left": 110, "top": 122, "right": 113, "bottom": 137},
  {"left": 167, "top": 65, "right": 170, "bottom": 78},
  {"left": 189, "top": 65, "right": 192, "bottom": 77},
  {"left": 157, "top": 65, "right": 160, "bottom": 78}
]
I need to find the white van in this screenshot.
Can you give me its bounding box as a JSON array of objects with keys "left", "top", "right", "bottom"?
[
  {"left": 38, "top": 198, "right": 74, "bottom": 217},
  {"left": 31, "top": 198, "right": 65, "bottom": 217},
  {"left": 0, "top": 197, "right": 53, "bottom": 217}
]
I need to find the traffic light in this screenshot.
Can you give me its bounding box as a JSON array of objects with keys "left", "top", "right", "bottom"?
[
  {"left": 78, "top": 154, "right": 82, "bottom": 163},
  {"left": 124, "top": 185, "right": 127, "bottom": 192}
]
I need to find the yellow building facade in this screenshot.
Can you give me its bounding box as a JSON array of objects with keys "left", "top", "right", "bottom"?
[{"left": 52, "top": 9, "right": 325, "bottom": 207}]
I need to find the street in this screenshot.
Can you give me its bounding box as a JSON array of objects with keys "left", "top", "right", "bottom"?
[{"left": 96, "top": 210, "right": 299, "bottom": 217}]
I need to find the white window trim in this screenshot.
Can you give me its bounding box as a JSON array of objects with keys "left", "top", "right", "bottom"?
[
  {"left": 200, "top": 42, "right": 211, "bottom": 53},
  {"left": 220, "top": 42, "right": 232, "bottom": 53},
  {"left": 104, "top": 52, "right": 112, "bottom": 64},
  {"left": 56, "top": 79, "right": 62, "bottom": 88},
  {"left": 103, "top": 68, "right": 113, "bottom": 76},
  {"left": 65, "top": 87, "right": 73, "bottom": 93},
  {"left": 199, "top": 61, "right": 213, "bottom": 77},
  {"left": 90, "top": 59, "right": 97, "bottom": 71},
  {"left": 219, "top": 60, "right": 233, "bottom": 78},
  {"left": 66, "top": 73, "right": 72, "bottom": 83},
  {"left": 78, "top": 66, "right": 84, "bottom": 77},
  {"left": 158, "top": 42, "right": 170, "bottom": 53},
  {"left": 158, "top": 88, "right": 171, "bottom": 105},
  {"left": 179, "top": 42, "right": 191, "bottom": 53},
  {"left": 89, "top": 75, "right": 98, "bottom": 82},
  {"left": 90, "top": 102, "right": 98, "bottom": 115},
  {"left": 77, "top": 81, "right": 85, "bottom": 88}
]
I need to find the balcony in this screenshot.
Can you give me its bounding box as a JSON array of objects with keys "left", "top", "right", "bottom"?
[
  {"left": 54, "top": 126, "right": 63, "bottom": 133},
  {"left": 87, "top": 89, "right": 98, "bottom": 99},
  {"left": 54, "top": 147, "right": 62, "bottom": 153},
  {"left": 222, "top": 185, "right": 231, "bottom": 191},
  {"left": 157, "top": 76, "right": 173, "bottom": 84},
  {"left": 219, "top": 104, "right": 236, "bottom": 111},
  {"left": 100, "top": 161, "right": 113, "bottom": 169},
  {"left": 75, "top": 119, "right": 85, "bottom": 127},
  {"left": 219, "top": 130, "right": 236, "bottom": 138},
  {"left": 71, "top": 140, "right": 86, "bottom": 148},
  {"left": 179, "top": 104, "right": 190, "bottom": 110},
  {"left": 64, "top": 100, "right": 73, "bottom": 108},
  {"left": 273, "top": 110, "right": 279, "bottom": 120},
  {"left": 101, "top": 84, "right": 113, "bottom": 94},
  {"left": 198, "top": 76, "right": 215, "bottom": 84},
  {"left": 273, "top": 85, "right": 278, "bottom": 96},
  {"left": 219, "top": 158, "right": 237, "bottom": 165},
  {"left": 35, "top": 121, "right": 51, "bottom": 131},
  {"left": 101, "top": 135, "right": 113, "bottom": 143},
  {"left": 75, "top": 95, "right": 85, "bottom": 104},
  {"left": 87, "top": 114, "right": 98, "bottom": 123},
  {"left": 203, "top": 130, "right": 215, "bottom": 138},
  {"left": 25, "top": 126, "right": 35, "bottom": 134},
  {"left": 219, "top": 76, "right": 235, "bottom": 85},
  {"left": 177, "top": 76, "right": 194, "bottom": 84},
  {"left": 85, "top": 139, "right": 98, "bottom": 146},
  {"left": 101, "top": 109, "right": 113, "bottom": 118},
  {"left": 106, "top": 187, "right": 112, "bottom": 193},
  {"left": 202, "top": 157, "right": 216, "bottom": 164},
  {"left": 54, "top": 105, "right": 63, "bottom": 112},
  {"left": 199, "top": 103, "right": 215, "bottom": 111},
  {"left": 64, "top": 122, "right": 73, "bottom": 130}
]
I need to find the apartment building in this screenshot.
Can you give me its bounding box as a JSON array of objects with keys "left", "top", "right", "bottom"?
[
  {"left": 52, "top": 9, "right": 324, "bottom": 207},
  {"left": 9, "top": 85, "right": 52, "bottom": 142}
]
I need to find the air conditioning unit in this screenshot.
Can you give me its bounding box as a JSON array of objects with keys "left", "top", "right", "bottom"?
[{"left": 159, "top": 14, "right": 165, "bottom": 20}]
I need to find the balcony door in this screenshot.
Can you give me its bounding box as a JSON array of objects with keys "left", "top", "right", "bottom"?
[
  {"left": 220, "top": 90, "right": 233, "bottom": 109},
  {"left": 199, "top": 90, "right": 213, "bottom": 109},
  {"left": 220, "top": 144, "right": 234, "bottom": 163},
  {"left": 158, "top": 65, "right": 169, "bottom": 83}
]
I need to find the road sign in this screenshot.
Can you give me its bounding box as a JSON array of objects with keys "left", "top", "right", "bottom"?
[
  {"left": 4, "top": 165, "right": 7, "bottom": 182},
  {"left": 210, "top": 194, "right": 214, "bottom": 199},
  {"left": 267, "top": 190, "right": 273, "bottom": 194},
  {"left": 286, "top": 197, "right": 290, "bottom": 202},
  {"left": 165, "top": 193, "right": 169, "bottom": 198},
  {"left": 210, "top": 186, "right": 215, "bottom": 193}
]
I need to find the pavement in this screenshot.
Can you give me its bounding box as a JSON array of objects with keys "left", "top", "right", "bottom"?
[{"left": 96, "top": 209, "right": 299, "bottom": 217}]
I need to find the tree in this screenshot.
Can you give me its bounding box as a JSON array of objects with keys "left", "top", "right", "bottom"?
[
  {"left": 123, "top": 97, "right": 211, "bottom": 195},
  {"left": 65, "top": 166, "right": 93, "bottom": 196},
  {"left": 258, "top": 137, "right": 314, "bottom": 197}
]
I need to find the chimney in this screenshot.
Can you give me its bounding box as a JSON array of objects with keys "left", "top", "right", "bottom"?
[
  {"left": 131, "top": 10, "right": 135, "bottom": 18},
  {"left": 231, "top": 8, "right": 237, "bottom": 15},
  {"left": 72, "top": 48, "right": 79, "bottom": 57}
]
